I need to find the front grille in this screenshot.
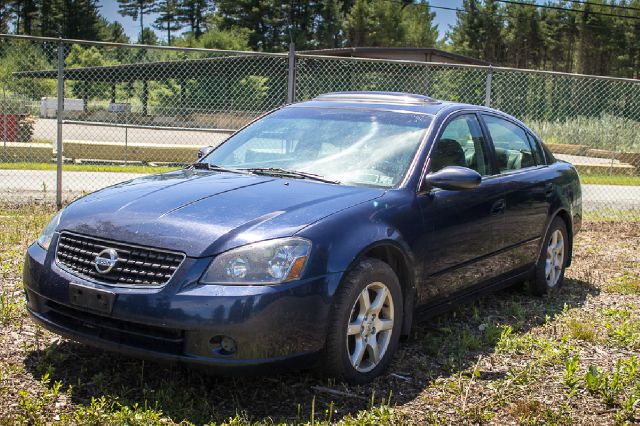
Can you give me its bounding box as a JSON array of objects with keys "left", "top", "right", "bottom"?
[
  {"left": 56, "top": 232, "right": 185, "bottom": 286},
  {"left": 45, "top": 300, "right": 184, "bottom": 355}
]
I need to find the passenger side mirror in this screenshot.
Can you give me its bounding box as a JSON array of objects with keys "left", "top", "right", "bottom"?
[
  {"left": 198, "top": 146, "right": 215, "bottom": 159},
  {"left": 423, "top": 166, "right": 481, "bottom": 191}
]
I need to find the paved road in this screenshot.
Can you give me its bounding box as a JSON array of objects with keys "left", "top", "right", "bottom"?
[
  {"left": 0, "top": 170, "right": 144, "bottom": 202},
  {"left": 0, "top": 169, "right": 638, "bottom": 212},
  {"left": 33, "top": 119, "right": 232, "bottom": 146}
]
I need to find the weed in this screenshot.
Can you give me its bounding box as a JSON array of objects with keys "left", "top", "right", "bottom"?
[
  {"left": 605, "top": 272, "right": 640, "bottom": 295},
  {"left": 564, "top": 355, "right": 580, "bottom": 396},
  {"left": 566, "top": 318, "right": 597, "bottom": 342}
]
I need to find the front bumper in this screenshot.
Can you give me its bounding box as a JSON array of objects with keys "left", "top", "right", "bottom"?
[{"left": 23, "top": 238, "right": 341, "bottom": 371}]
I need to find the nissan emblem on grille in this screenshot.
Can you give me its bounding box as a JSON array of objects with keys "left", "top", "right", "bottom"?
[{"left": 94, "top": 248, "right": 118, "bottom": 274}]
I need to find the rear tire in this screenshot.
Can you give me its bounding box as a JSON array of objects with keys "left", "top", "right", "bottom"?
[
  {"left": 530, "top": 217, "right": 569, "bottom": 296},
  {"left": 323, "top": 258, "right": 403, "bottom": 384}
]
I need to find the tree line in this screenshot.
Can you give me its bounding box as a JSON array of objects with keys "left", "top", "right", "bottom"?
[{"left": 0, "top": 0, "right": 639, "bottom": 78}]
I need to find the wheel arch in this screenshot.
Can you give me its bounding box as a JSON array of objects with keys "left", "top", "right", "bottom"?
[{"left": 347, "top": 241, "right": 416, "bottom": 338}]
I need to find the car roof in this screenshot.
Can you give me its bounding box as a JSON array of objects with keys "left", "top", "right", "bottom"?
[
  {"left": 290, "top": 91, "right": 535, "bottom": 133},
  {"left": 291, "top": 91, "right": 491, "bottom": 116}
]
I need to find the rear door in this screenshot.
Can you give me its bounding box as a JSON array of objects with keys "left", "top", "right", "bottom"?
[
  {"left": 480, "top": 114, "right": 552, "bottom": 273},
  {"left": 418, "top": 113, "right": 506, "bottom": 303}
]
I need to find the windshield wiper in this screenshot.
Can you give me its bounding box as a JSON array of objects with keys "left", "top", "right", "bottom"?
[
  {"left": 187, "top": 162, "right": 243, "bottom": 174},
  {"left": 238, "top": 167, "right": 340, "bottom": 184}
]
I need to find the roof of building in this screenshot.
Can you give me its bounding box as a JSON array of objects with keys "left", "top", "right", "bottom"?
[
  {"left": 13, "top": 54, "right": 280, "bottom": 82},
  {"left": 299, "top": 47, "right": 490, "bottom": 66}
]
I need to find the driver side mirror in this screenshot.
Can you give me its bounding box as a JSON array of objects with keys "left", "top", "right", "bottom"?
[
  {"left": 423, "top": 166, "right": 481, "bottom": 191},
  {"left": 198, "top": 146, "right": 215, "bottom": 159}
]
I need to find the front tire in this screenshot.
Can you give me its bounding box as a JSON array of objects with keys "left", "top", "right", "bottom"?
[
  {"left": 531, "top": 217, "right": 569, "bottom": 296},
  {"left": 324, "top": 258, "right": 403, "bottom": 384}
]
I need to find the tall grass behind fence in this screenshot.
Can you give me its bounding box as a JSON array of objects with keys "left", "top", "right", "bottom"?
[{"left": 0, "top": 34, "right": 639, "bottom": 218}]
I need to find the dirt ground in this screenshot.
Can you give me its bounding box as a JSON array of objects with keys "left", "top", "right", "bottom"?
[{"left": 0, "top": 205, "right": 638, "bottom": 425}]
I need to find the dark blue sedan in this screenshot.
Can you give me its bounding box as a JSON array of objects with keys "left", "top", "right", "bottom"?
[{"left": 24, "top": 92, "right": 582, "bottom": 383}]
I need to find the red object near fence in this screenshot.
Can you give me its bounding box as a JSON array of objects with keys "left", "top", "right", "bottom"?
[{"left": 0, "top": 114, "right": 25, "bottom": 141}]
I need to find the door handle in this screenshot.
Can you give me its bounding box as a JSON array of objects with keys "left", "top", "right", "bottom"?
[{"left": 491, "top": 199, "right": 506, "bottom": 215}]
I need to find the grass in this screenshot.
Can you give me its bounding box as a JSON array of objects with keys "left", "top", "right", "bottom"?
[
  {"left": 565, "top": 318, "right": 597, "bottom": 342},
  {"left": 529, "top": 114, "right": 640, "bottom": 152},
  {"left": 0, "top": 204, "right": 639, "bottom": 424},
  {"left": 579, "top": 174, "right": 640, "bottom": 186},
  {"left": 0, "top": 162, "right": 180, "bottom": 174},
  {"left": 604, "top": 272, "right": 640, "bottom": 295},
  {"left": 583, "top": 209, "right": 640, "bottom": 221}
]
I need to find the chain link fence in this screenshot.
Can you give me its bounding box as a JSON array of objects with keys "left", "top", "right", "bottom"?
[{"left": 1, "top": 34, "right": 639, "bottom": 218}]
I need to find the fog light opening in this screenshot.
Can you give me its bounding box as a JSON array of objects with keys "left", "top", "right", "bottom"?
[{"left": 209, "top": 335, "right": 237, "bottom": 356}]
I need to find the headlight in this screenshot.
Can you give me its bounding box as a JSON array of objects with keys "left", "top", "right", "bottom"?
[
  {"left": 200, "top": 237, "right": 311, "bottom": 285},
  {"left": 36, "top": 210, "right": 63, "bottom": 251}
]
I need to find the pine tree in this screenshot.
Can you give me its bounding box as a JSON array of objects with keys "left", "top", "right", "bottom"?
[
  {"left": 449, "top": 0, "right": 485, "bottom": 60},
  {"left": 317, "top": 0, "right": 344, "bottom": 48},
  {"left": 0, "top": 2, "right": 12, "bottom": 34},
  {"left": 117, "top": 0, "right": 157, "bottom": 40},
  {"left": 177, "top": 0, "right": 211, "bottom": 39},
  {"left": 154, "top": 0, "right": 183, "bottom": 44},
  {"left": 504, "top": 1, "right": 543, "bottom": 69},
  {"left": 401, "top": 0, "right": 438, "bottom": 48},
  {"left": 344, "top": 0, "right": 373, "bottom": 46},
  {"left": 9, "top": 0, "right": 38, "bottom": 35}
]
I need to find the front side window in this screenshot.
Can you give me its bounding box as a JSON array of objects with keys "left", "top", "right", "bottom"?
[
  {"left": 430, "top": 114, "right": 490, "bottom": 176},
  {"left": 204, "top": 107, "right": 432, "bottom": 188},
  {"left": 482, "top": 115, "right": 536, "bottom": 172}
]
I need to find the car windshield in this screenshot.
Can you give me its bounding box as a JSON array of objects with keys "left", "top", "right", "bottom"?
[{"left": 202, "top": 107, "right": 432, "bottom": 188}]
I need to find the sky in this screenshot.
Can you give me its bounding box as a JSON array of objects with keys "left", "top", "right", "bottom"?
[{"left": 98, "top": 0, "right": 464, "bottom": 44}]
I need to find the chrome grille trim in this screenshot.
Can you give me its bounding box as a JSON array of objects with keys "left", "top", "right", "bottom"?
[{"left": 55, "top": 232, "right": 185, "bottom": 287}]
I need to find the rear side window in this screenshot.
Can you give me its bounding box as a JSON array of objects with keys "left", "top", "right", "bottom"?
[
  {"left": 527, "top": 132, "right": 545, "bottom": 165},
  {"left": 482, "top": 115, "right": 536, "bottom": 172}
]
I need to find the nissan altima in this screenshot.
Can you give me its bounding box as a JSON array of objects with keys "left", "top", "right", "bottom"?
[{"left": 24, "top": 92, "right": 582, "bottom": 383}]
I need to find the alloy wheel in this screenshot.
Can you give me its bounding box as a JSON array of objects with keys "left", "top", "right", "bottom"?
[
  {"left": 545, "top": 229, "right": 565, "bottom": 288},
  {"left": 346, "top": 281, "right": 394, "bottom": 373}
]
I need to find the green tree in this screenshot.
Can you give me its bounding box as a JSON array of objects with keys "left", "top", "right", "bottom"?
[
  {"left": 0, "top": 41, "right": 56, "bottom": 99},
  {"left": 154, "top": 0, "right": 183, "bottom": 44},
  {"left": 284, "top": 0, "right": 319, "bottom": 49},
  {"left": 503, "top": 1, "right": 543, "bottom": 69},
  {"left": 539, "top": 3, "right": 577, "bottom": 72},
  {"left": 100, "top": 20, "right": 130, "bottom": 44},
  {"left": 345, "top": 0, "right": 437, "bottom": 47},
  {"left": 65, "top": 44, "right": 115, "bottom": 109},
  {"left": 9, "top": 0, "right": 38, "bottom": 35},
  {"left": 0, "top": 2, "right": 12, "bottom": 34},
  {"left": 401, "top": 0, "right": 438, "bottom": 47},
  {"left": 344, "top": 0, "right": 371, "bottom": 46},
  {"left": 117, "top": 0, "right": 157, "bottom": 40},
  {"left": 59, "top": 0, "right": 103, "bottom": 40},
  {"left": 448, "top": 0, "right": 485, "bottom": 60},
  {"left": 317, "top": 0, "right": 344, "bottom": 48},
  {"left": 217, "top": 0, "right": 286, "bottom": 51},
  {"left": 138, "top": 26, "right": 159, "bottom": 45},
  {"left": 177, "top": 0, "right": 212, "bottom": 39}
]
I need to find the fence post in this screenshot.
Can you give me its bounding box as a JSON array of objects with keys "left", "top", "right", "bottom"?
[
  {"left": 484, "top": 66, "right": 493, "bottom": 108},
  {"left": 56, "top": 38, "right": 64, "bottom": 210},
  {"left": 287, "top": 42, "right": 296, "bottom": 104}
]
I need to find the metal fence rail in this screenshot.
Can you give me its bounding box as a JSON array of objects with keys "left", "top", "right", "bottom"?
[{"left": 1, "top": 34, "right": 638, "bottom": 218}]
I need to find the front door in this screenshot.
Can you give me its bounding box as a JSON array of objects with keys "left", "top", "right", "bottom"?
[{"left": 417, "top": 113, "right": 505, "bottom": 304}]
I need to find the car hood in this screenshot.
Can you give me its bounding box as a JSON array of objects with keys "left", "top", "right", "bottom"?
[{"left": 58, "top": 169, "right": 385, "bottom": 257}]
